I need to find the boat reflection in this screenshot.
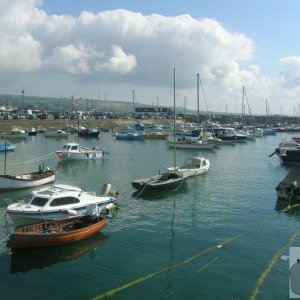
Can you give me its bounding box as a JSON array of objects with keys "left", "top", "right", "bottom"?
[
  {"left": 131, "top": 184, "right": 189, "bottom": 200},
  {"left": 10, "top": 232, "right": 108, "bottom": 274},
  {"left": 275, "top": 198, "right": 300, "bottom": 216}
]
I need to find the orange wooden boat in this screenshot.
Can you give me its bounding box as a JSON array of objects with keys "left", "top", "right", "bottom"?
[{"left": 8, "top": 216, "right": 108, "bottom": 250}]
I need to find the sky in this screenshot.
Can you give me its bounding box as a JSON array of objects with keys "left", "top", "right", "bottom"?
[{"left": 1, "top": 0, "right": 300, "bottom": 115}]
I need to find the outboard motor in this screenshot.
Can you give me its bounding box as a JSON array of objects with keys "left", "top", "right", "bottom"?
[{"left": 101, "top": 183, "right": 119, "bottom": 197}]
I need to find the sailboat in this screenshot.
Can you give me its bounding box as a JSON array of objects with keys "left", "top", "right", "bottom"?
[
  {"left": 166, "top": 74, "right": 218, "bottom": 150},
  {"left": 131, "top": 68, "right": 186, "bottom": 192},
  {"left": 114, "top": 90, "right": 144, "bottom": 141},
  {"left": 45, "top": 98, "right": 69, "bottom": 138}
]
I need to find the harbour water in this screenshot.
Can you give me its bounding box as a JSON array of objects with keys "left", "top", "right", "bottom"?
[{"left": 0, "top": 131, "right": 298, "bottom": 299}]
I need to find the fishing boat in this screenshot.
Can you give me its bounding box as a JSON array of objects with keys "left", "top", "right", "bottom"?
[
  {"left": 8, "top": 214, "right": 108, "bottom": 250},
  {"left": 167, "top": 139, "right": 217, "bottom": 150},
  {"left": 78, "top": 128, "right": 100, "bottom": 138},
  {"left": 167, "top": 156, "right": 210, "bottom": 177},
  {"left": 1, "top": 127, "right": 27, "bottom": 139},
  {"left": 27, "top": 128, "right": 37, "bottom": 136},
  {"left": 55, "top": 142, "right": 106, "bottom": 160},
  {"left": 6, "top": 183, "right": 118, "bottom": 225},
  {"left": 132, "top": 171, "right": 186, "bottom": 191},
  {"left": 114, "top": 131, "right": 144, "bottom": 141},
  {"left": 212, "top": 127, "right": 248, "bottom": 143},
  {"left": 0, "top": 167, "right": 55, "bottom": 190},
  {"left": 132, "top": 68, "right": 186, "bottom": 192},
  {"left": 0, "top": 142, "right": 16, "bottom": 151}
]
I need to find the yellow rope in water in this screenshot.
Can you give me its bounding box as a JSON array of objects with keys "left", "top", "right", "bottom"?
[
  {"left": 249, "top": 229, "right": 300, "bottom": 300},
  {"left": 91, "top": 216, "right": 272, "bottom": 300}
]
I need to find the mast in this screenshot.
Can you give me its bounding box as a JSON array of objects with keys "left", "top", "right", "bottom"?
[
  {"left": 265, "top": 99, "right": 268, "bottom": 126},
  {"left": 173, "top": 67, "right": 176, "bottom": 170},
  {"left": 242, "top": 86, "right": 245, "bottom": 124},
  {"left": 4, "top": 142, "right": 7, "bottom": 174},
  {"left": 197, "top": 73, "right": 200, "bottom": 130},
  {"left": 132, "top": 90, "right": 135, "bottom": 129}
]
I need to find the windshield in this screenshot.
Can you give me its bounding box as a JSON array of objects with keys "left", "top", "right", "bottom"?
[
  {"left": 31, "top": 197, "right": 49, "bottom": 207},
  {"left": 23, "top": 193, "right": 33, "bottom": 204}
]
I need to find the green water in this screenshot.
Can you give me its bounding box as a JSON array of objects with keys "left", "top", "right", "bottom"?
[{"left": 0, "top": 132, "right": 298, "bottom": 299}]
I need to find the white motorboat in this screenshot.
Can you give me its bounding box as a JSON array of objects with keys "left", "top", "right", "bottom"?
[
  {"left": 55, "top": 142, "right": 106, "bottom": 160},
  {"left": 6, "top": 183, "right": 118, "bottom": 225},
  {"left": 167, "top": 156, "right": 210, "bottom": 177},
  {"left": 45, "top": 129, "right": 69, "bottom": 138}
]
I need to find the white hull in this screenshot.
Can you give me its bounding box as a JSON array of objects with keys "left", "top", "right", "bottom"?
[
  {"left": 45, "top": 133, "right": 69, "bottom": 137},
  {"left": 167, "top": 157, "right": 210, "bottom": 178},
  {"left": 7, "top": 183, "right": 117, "bottom": 226},
  {"left": 0, "top": 173, "right": 55, "bottom": 190},
  {"left": 57, "top": 151, "right": 103, "bottom": 160},
  {"left": 8, "top": 202, "right": 114, "bottom": 226},
  {"left": 167, "top": 141, "right": 216, "bottom": 150},
  {"left": 56, "top": 142, "right": 104, "bottom": 160},
  {"left": 1, "top": 133, "right": 27, "bottom": 139}
]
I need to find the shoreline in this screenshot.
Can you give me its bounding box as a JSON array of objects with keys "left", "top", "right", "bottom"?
[{"left": 0, "top": 118, "right": 173, "bottom": 133}]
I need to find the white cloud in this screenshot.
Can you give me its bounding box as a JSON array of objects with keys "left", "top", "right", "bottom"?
[
  {"left": 0, "top": 0, "right": 299, "bottom": 114},
  {"left": 95, "top": 45, "right": 137, "bottom": 74},
  {"left": 280, "top": 56, "right": 300, "bottom": 88}
]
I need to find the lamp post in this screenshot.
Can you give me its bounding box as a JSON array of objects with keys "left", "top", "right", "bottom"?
[
  {"left": 21, "top": 89, "right": 25, "bottom": 112},
  {"left": 71, "top": 95, "right": 74, "bottom": 115},
  {"left": 132, "top": 90, "right": 135, "bottom": 121}
]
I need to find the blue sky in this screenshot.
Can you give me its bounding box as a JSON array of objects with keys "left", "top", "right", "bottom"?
[{"left": 1, "top": 0, "right": 300, "bottom": 115}]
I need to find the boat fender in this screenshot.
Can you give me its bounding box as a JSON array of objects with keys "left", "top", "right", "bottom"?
[
  {"left": 101, "top": 203, "right": 116, "bottom": 216},
  {"left": 60, "top": 209, "right": 78, "bottom": 216},
  {"left": 100, "top": 147, "right": 109, "bottom": 155}
]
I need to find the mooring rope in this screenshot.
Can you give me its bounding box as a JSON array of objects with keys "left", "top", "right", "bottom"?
[
  {"left": 133, "top": 183, "right": 148, "bottom": 198},
  {"left": 91, "top": 216, "right": 273, "bottom": 300},
  {"left": 0, "top": 231, "right": 13, "bottom": 244},
  {"left": 249, "top": 229, "right": 300, "bottom": 300},
  {"left": 7, "top": 152, "right": 56, "bottom": 167}
]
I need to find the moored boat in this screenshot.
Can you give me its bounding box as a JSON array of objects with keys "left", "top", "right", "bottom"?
[
  {"left": 0, "top": 164, "right": 55, "bottom": 190},
  {"left": 45, "top": 129, "right": 69, "bottom": 138},
  {"left": 78, "top": 128, "right": 100, "bottom": 138},
  {"left": 0, "top": 142, "right": 16, "bottom": 151},
  {"left": 167, "top": 139, "right": 217, "bottom": 150},
  {"left": 6, "top": 183, "right": 118, "bottom": 225},
  {"left": 114, "top": 132, "right": 144, "bottom": 141},
  {"left": 143, "top": 132, "right": 168, "bottom": 140},
  {"left": 1, "top": 128, "right": 27, "bottom": 139},
  {"left": 56, "top": 142, "right": 106, "bottom": 160},
  {"left": 167, "top": 156, "right": 210, "bottom": 177},
  {"left": 8, "top": 215, "right": 108, "bottom": 250},
  {"left": 269, "top": 141, "right": 300, "bottom": 163},
  {"left": 132, "top": 170, "right": 186, "bottom": 191}
]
